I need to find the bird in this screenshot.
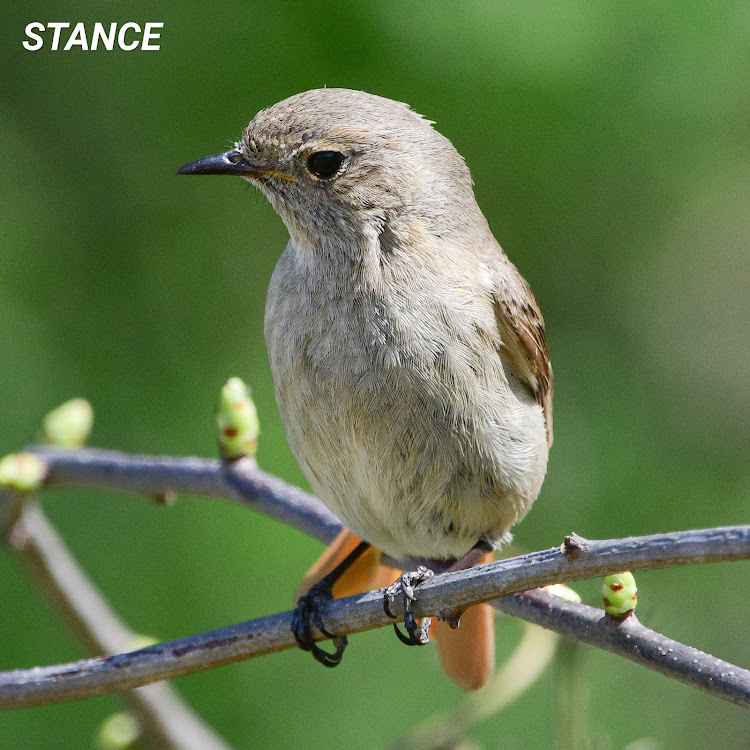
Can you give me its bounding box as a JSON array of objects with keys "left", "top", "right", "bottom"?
[{"left": 177, "top": 88, "right": 552, "bottom": 691}]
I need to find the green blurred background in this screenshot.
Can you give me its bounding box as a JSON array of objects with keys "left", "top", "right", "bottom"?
[{"left": 2, "top": 1, "right": 749, "bottom": 747}]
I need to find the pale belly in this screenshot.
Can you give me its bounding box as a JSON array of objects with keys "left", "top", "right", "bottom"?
[
  {"left": 264, "top": 241, "right": 548, "bottom": 563},
  {"left": 266, "top": 311, "right": 548, "bottom": 563}
]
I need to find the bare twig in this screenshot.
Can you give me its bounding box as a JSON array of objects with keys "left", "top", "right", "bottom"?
[
  {"left": 5, "top": 497, "right": 234, "bottom": 750},
  {"left": 2, "top": 470, "right": 750, "bottom": 711},
  {"left": 27, "top": 446, "right": 750, "bottom": 570},
  {"left": 31, "top": 446, "right": 342, "bottom": 545},
  {"left": 496, "top": 588, "right": 750, "bottom": 707}
]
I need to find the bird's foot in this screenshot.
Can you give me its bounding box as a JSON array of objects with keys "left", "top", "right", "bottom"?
[
  {"left": 383, "top": 566, "right": 434, "bottom": 646},
  {"left": 291, "top": 578, "right": 347, "bottom": 667}
]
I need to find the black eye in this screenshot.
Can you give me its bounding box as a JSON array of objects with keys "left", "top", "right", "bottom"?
[{"left": 306, "top": 150, "right": 345, "bottom": 179}]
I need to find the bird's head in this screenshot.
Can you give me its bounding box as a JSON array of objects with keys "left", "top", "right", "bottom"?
[{"left": 178, "top": 89, "right": 481, "bottom": 254}]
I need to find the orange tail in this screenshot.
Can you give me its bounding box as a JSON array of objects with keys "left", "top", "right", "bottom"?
[
  {"left": 295, "top": 529, "right": 383, "bottom": 600},
  {"left": 432, "top": 606, "right": 495, "bottom": 691},
  {"left": 431, "top": 550, "right": 496, "bottom": 692},
  {"left": 297, "top": 533, "right": 495, "bottom": 691}
]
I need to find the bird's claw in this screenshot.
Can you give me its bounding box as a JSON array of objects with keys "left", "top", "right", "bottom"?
[
  {"left": 383, "top": 566, "right": 434, "bottom": 646},
  {"left": 291, "top": 579, "right": 348, "bottom": 668}
]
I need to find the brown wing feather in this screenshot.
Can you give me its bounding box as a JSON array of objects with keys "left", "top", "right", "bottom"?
[{"left": 492, "top": 274, "right": 553, "bottom": 445}]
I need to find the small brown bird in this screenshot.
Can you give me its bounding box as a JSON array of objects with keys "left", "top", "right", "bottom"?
[{"left": 178, "top": 89, "right": 552, "bottom": 691}]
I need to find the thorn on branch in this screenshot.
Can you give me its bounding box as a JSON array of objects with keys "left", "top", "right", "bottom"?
[
  {"left": 150, "top": 491, "right": 177, "bottom": 505},
  {"left": 561, "top": 532, "right": 588, "bottom": 559}
]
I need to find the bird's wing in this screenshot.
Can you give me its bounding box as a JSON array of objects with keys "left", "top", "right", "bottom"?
[{"left": 492, "top": 270, "right": 553, "bottom": 445}]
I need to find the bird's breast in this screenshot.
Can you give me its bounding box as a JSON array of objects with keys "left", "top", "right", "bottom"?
[{"left": 263, "top": 245, "right": 548, "bottom": 561}]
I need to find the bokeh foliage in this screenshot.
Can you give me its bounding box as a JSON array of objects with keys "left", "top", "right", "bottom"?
[{"left": 1, "top": 1, "right": 749, "bottom": 747}]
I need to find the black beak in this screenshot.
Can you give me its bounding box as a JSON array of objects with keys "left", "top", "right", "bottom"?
[{"left": 176, "top": 150, "right": 258, "bottom": 176}]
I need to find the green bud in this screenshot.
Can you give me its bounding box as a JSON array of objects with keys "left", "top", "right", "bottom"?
[
  {"left": 43, "top": 398, "right": 93, "bottom": 448},
  {"left": 216, "top": 377, "right": 259, "bottom": 459},
  {"left": 126, "top": 634, "right": 159, "bottom": 651},
  {"left": 602, "top": 571, "right": 637, "bottom": 617},
  {"left": 0, "top": 453, "right": 46, "bottom": 493},
  {"left": 543, "top": 583, "right": 581, "bottom": 604},
  {"left": 96, "top": 712, "right": 140, "bottom": 750}
]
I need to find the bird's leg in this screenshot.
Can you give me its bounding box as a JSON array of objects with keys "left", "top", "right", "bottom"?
[
  {"left": 383, "top": 566, "right": 435, "bottom": 646},
  {"left": 383, "top": 538, "right": 497, "bottom": 643},
  {"left": 438, "top": 538, "right": 496, "bottom": 628},
  {"left": 291, "top": 540, "right": 370, "bottom": 667}
]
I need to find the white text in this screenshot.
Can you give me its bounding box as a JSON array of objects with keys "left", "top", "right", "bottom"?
[{"left": 23, "top": 22, "right": 164, "bottom": 51}]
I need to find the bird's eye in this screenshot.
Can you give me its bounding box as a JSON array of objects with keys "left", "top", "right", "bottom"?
[{"left": 306, "top": 150, "right": 345, "bottom": 179}]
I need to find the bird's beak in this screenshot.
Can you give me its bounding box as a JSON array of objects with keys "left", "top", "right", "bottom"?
[{"left": 176, "top": 149, "right": 259, "bottom": 177}]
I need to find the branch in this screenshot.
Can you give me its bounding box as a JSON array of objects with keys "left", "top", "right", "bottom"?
[
  {"left": 4, "top": 497, "right": 234, "bottom": 750},
  {"left": 28, "top": 446, "right": 750, "bottom": 570},
  {"left": 31, "top": 446, "right": 341, "bottom": 545},
  {"left": 3, "top": 479, "right": 750, "bottom": 710},
  {"left": 496, "top": 589, "right": 750, "bottom": 706}
]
